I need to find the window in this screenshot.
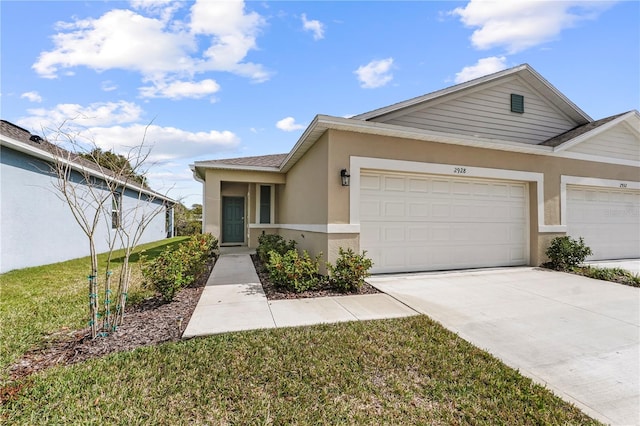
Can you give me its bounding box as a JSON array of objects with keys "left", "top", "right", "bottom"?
[
  {"left": 259, "top": 185, "right": 271, "bottom": 224},
  {"left": 511, "top": 94, "right": 524, "bottom": 113},
  {"left": 112, "top": 192, "right": 121, "bottom": 229}
]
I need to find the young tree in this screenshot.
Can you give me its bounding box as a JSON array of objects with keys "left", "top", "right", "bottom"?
[{"left": 46, "top": 123, "right": 171, "bottom": 338}]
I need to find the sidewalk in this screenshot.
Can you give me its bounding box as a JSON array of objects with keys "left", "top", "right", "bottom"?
[{"left": 182, "top": 252, "right": 417, "bottom": 338}]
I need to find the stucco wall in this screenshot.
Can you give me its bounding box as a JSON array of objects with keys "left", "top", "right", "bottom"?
[
  {"left": 326, "top": 129, "right": 639, "bottom": 265},
  {"left": 278, "top": 133, "right": 329, "bottom": 225},
  {"left": 1, "top": 146, "right": 168, "bottom": 273},
  {"left": 203, "top": 169, "right": 285, "bottom": 243}
]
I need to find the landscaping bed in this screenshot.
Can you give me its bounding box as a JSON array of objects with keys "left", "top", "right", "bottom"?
[
  {"left": 4, "top": 278, "right": 204, "bottom": 389},
  {"left": 251, "top": 253, "right": 380, "bottom": 300}
]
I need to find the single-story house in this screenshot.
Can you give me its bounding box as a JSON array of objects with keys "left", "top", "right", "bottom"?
[
  {"left": 0, "top": 120, "right": 175, "bottom": 274},
  {"left": 191, "top": 64, "right": 640, "bottom": 274}
]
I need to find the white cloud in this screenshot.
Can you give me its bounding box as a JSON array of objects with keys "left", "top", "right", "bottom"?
[
  {"left": 101, "top": 80, "right": 118, "bottom": 92},
  {"left": 276, "top": 117, "right": 305, "bottom": 132},
  {"left": 87, "top": 124, "right": 239, "bottom": 162},
  {"left": 302, "top": 13, "right": 325, "bottom": 40},
  {"left": 20, "top": 101, "right": 143, "bottom": 131},
  {"left": 354, "top": 58, "right": 394, "bottom": 89},
  {"left": 139, "top": 78, "right": 220, "bottom": 100},
  {"left": 451, "top": 0, "right": 613, "bottom": 53},
  {"left": 21, "top": 91, "right": 42, "bottom": 103},
  {"left": 32, "top": 1, "right": 270, "bottom": 94},
  {"left": 454, "top": 56, "right": 507, "bottom": 84}
]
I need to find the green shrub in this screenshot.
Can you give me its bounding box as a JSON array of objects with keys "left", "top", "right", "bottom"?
[
  {"left": 544, "top": 236, "right": 592, "bottom": 270},
  {"left": 256, "top": 233, "right": 297, "bottom": 264},
  {"left": 142, "top": 233, "right": 218, "bottom": 301},
  {"left": 576, "top": 266, "right": 640, "bottom": 287},
  {"left": 267, "top": 249, "right": 321, "bottom": 293},
  {"left": 327, "top": 248, "right": 373, "bottom": 292}
]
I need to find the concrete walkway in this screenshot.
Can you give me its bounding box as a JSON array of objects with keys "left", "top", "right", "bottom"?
[{"left": 182, "top": 253, "right": 417, "bottom": 338}]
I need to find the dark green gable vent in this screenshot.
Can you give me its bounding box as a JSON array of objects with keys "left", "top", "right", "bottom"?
[{"left": 511, "top": 94, "right": 524, "bottom": 113}]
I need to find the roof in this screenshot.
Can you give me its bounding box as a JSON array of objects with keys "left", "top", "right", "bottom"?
[
  {"left": 0, "top": 119, "right": 175, "bottom": 203},
  {"left": 353, "top": 64, "right": 592, "bottom": 124},
  {"left": 192, "top": 64, "right": 638, "bottom": 177},
  {"left": 539, "top": 112, "right": 631, "bottom": 148},
  {"left": 194, "top": 153, "right": 287, "bottom": 170}
]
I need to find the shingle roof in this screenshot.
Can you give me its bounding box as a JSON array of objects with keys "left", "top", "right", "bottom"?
[
  {"left": 0, "top": 119, "right": 64, "bottom": 155},
  {"left": 196, "top": 153, "right": 288, "bottom": 169},
  {"left": 539, "top": 112, "right": 628, "bottom": 148},
  {"left": 1, "top": 119, "right": 174, "bottom": 202}
]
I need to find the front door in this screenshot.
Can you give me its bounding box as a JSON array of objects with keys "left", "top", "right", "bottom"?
[{"left": 222, "top": 197, "right": 245, "bottom": 244}]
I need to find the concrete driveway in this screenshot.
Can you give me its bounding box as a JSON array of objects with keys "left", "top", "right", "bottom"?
[{"left": 368, "top": 267, "right": 640, "bottom": 426}]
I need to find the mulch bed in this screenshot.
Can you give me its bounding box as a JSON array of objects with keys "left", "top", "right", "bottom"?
[
  {"left": 4, "top": 253, "right": 379, "bottom": 394},
  {"left": 5, "top": 284, "right": 204, "bottom": 385},
  {"left": 251, "top": 254, "right": 380, "bottom": 300}
]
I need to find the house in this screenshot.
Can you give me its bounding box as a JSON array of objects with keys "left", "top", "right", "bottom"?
[
  {"left": 191, "top": 64, "right": 640, "bottom": 274},
  {"left": 0, "top": 120, "right": 175, "bottom": 274}
]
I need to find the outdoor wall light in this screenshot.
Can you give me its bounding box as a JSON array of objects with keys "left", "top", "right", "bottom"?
[{"left": 340, "top": 169, "right": 351, "bottom": 186}]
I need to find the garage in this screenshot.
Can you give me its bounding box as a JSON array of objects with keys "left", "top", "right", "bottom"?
[
  {"left": 359, "top": 170, "right": 529, "bottom": 273},
  {"left": 566, "top": 185, "right": 640, "bottom": 260}
]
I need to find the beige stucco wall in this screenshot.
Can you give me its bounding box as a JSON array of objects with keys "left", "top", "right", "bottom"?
[
  {"left": 326, "top": 129, "right": 639, "bottom": 265},
  {"left": 202, "top": 168, "right": 284, "bottom": 244},
  {"left": 203, "top": 128, "right": 638, "bottom": 268},
  {"left": 277, "top": 133, "right": 329, "bottom": 225}
]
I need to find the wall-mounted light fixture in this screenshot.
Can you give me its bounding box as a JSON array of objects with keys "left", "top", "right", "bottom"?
[{"left": 340, "top": 169, "right": 350, "bottom": 186}]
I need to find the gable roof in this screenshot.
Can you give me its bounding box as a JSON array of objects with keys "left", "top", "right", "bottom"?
[
  {"left": 539, "top": 111, "right": 637, "bottom": 148},
  {"left": 192, "top": 64, "right": 638, "bottom": 177},
  {"left": 0, "top": 119, "right": 175, "bottom": 203},
  {"left": 353, "top": 64, "right": 592, "bottom": 125}
]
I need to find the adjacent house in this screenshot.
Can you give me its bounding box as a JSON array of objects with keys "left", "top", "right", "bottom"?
[
  {"left": 0, "top": 120, "right": 175, "bottom": 274},
  {"left": 191, "top": 64, "right": 640, "bottom": 274}
]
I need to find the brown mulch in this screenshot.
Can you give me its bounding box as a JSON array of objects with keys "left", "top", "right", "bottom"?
[
  {"left": 4, "top": 253, "right": 378, "bottom": 395},
  {"left": 251, "top": 254, "right": 380, "bottom": 300},
  {"left": 5, "top": 284, "right": 204, "bottom": 385}
]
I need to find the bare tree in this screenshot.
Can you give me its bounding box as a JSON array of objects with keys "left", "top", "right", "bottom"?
[{"left": 46, "top": 123, "right": 171, "bottom": 338}]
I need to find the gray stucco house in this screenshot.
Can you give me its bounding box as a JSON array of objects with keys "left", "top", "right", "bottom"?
[{"left": 0, "top": 120, "right": 174, "bottom": 273}]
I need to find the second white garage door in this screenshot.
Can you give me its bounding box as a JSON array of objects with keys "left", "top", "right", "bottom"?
[
  {"left": 567, "top": 185, "right": 640, "bottom": 260},
  {"left": 360, "top": 171, "right": 529, "bottom": 273}
]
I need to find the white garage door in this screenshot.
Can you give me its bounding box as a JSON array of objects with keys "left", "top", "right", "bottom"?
[
  {"left": 360, "top": 171, "right": 528, "bottom": 273},
  {"left": 567, "top": 186, "right": 640, "bottom": 260}
]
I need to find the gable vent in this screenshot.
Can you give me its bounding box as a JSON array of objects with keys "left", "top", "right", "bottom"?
[{"left": 511, "top": 94, "right": 524, "bottom": 113}]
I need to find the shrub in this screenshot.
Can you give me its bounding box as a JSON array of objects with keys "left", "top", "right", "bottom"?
[
  {"left": 544, "top": 236, "right": 592, "bottom": 270},
  {"left": 142, "top": 233, "right": 218, "bottom": 301},
  {"left": 267, "top": 249, "right": 321, "bottom": 293},
  {"left": 257, "top": 233, "right": 296, "bottom": 264},
  {"left": 327, "top": 248, "right": 374, "bottom": 292}
]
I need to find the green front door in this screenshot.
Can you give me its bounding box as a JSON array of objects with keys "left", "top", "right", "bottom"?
[{"left": 222, "top": 197, "right": 245, "bottom": 243}]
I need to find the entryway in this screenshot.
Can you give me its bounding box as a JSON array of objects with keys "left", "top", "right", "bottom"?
[{"left": 222, "top": 196, "right": 245, "bottom": 244}]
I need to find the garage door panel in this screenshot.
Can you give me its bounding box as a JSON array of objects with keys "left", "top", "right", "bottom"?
[
  {"left": 567, "top": 186, "right": 640, "bottom": 261},
  {"left": 361, "top": 171, "right": 529, "bottom": 273}
]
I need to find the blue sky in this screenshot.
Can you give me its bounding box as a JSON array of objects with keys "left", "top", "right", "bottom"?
[{"left": 2, "top": 1, "right": 638, "bottom": 206}]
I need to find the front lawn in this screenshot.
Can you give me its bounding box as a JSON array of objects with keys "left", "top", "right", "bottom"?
[
  {"left": 2, "top": 316, "right": 599, "bottom": 425},
  {"left": 0, "top": 237, "right": 188, "bottom": 375}
]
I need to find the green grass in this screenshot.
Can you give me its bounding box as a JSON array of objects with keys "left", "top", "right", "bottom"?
[
  {"left": 1, "top": 317, "right": 600, "bottom": 425},
  {"left": 572, "top": 265, "right": 640, "bottom": 287},
  {"left": 0, "top": 237, "right": 188, "bottom": 375}
]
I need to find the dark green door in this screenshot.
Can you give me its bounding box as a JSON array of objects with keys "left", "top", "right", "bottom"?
[{"left": 222, "top": 197, "right": 245, "bottom": 243}]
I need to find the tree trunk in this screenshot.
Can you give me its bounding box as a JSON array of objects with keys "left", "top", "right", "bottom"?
[{"left": 89, "top": 242, "right": 99, "bottom": 339}]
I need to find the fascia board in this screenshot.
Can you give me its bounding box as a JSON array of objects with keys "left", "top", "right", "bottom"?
[
  {"left": 354, "top": 65, "right": 592, "bottom": 125},
  {"left": 521, "top": 66, "right": 592, "bottom": 123},
  {"left": 353, "top": 65, "right": 528, "bottom": 121},
  {"left": 191, "top": 162, "right": 282, "bottom": 173},
  {"left": 1, "top": 134, "right": 175, "bottom": 204}
]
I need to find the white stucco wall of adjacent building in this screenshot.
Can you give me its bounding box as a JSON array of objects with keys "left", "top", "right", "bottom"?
[{"left": 0, "top": 145, "right": 169, "bottom": 274}]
